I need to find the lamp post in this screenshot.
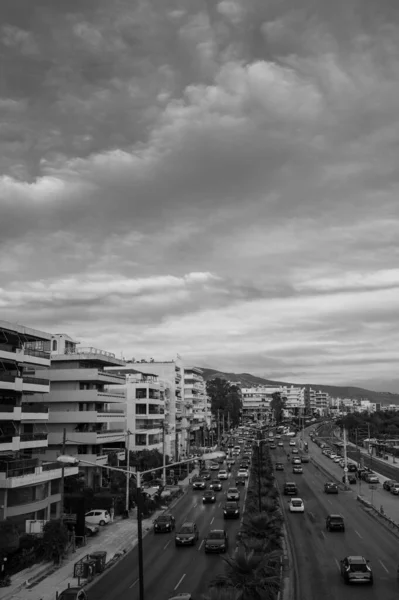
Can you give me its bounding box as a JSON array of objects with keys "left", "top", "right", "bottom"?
[{"left": 57, "top": 454, "right": 203, "bottom": 600}]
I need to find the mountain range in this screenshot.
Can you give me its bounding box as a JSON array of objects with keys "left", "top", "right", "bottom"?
[{"left": 197, "top": 368, "right": 399, "bottom": 405}]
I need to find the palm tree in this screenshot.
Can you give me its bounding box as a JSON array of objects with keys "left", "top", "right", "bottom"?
[
  {"left": 241, "top": 513, "right": 283, "bottom": 551},
  {"left": 202, "top": 588, "right": 242, "bottom": 600},
  {"left": 209, "top": 546, "right": 280, "bottom": 600}
]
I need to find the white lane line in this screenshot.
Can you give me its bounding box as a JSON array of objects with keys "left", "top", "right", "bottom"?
[
  {"left": 218, "top": 501, "right": 222, "bottom": 507},
  {"left": 327, "top": 499, "right": 332, "bottom": 505},
  {"left": 354, "top": 529, "right": 363, "bottom": 539},
  {"left": 334, "top": 558, "right": 341, "bottom": 572},
  {"left": 164, "top": 540, "right": 171, "bottom": 550},
  {"left": 379, "top": 560, "right": 389, "bottom": 573},
  {"left": 320, "top": 531, "right": 326, "bottom": 539},
  {"left": 210, "top": 517, "right": 214, "bottom": 524},
  {"left": 309, "top": 511, "right": 315, "bottom": 519},
  {"left": 198, "top": 540, "right": 204, "bottom": 551},
  {"left": 193, "top": 503, "right": 197, "bottom": 508},
  {"left": 174, "top": 574, "right": 186, "bottom": 590},
  {"left": 129, "top": 579, "right": 139, "bottom": 588}
]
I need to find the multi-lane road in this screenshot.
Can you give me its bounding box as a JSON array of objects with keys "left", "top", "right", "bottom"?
[
  {"left": 89, "top": 465, "right": 247, "bottom": 600},
  {"left": 273, "top": 431, "right": 399, "bottom": 600}
]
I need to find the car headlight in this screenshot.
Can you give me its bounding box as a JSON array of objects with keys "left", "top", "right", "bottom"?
[
  {"left": 176, "top": 537, "right": 181, "bottom": 541},
  {"left": 187, "top": 536, "right": 194, "bottom": 541},
  {"left": 235, "top": 510, "right": 238, "bottom": 513},
  {"left": 223, "top": 511, "right": 227, "bottom": 514}
]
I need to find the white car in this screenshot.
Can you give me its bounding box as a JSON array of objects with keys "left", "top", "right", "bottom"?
[
  {"left": 333, "top": 456, "right": 341, "bottom": 463},
  {"left": 329, "top": 454, "right": 337, "bottom": 460},
  {"left": 289, "top": 440, "right": 296, "bottom": 447},
  {"left": 226, "top": 487, "right": 240, "bottom": 501},
  {"left": 218, "top": 470, "right": 228, "bottom": 480},
  {"left": 237, "top": 468, "right": 249, "bottom": 479},
  {"left": 289, "top": 498, "right": 304, "bottom": 513},
  {"left": 85, "top": 509, "right": 110, "bottom": 526},
  {"left": 278, "top": 442, "right": 284, "bottom": 447}
]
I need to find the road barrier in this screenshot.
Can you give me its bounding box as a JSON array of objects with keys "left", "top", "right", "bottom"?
[{"left": 357, "top": 494, "right": 399, "bottom": 537}]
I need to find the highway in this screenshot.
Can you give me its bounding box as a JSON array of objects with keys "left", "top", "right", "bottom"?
[
  {"left": 273, "top": 434, "right": 399, "bottom": 600},
  {"left": 88, "top": 465, "right": 246, "bottom": 600}
]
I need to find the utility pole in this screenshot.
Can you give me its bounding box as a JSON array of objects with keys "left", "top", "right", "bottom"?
[
  {"left": 125, "top": 431, "right": 130, "bottom": 513},
  {"left": 60, "top": 428, "right": 66, "bottom": 524},
  {"left": 343, "top": 427, "right": 349, "bottom": 486},
  {"left": 162, "top": 421, "right": 167, "bottom": 486},
  {"left": 228, "top": 412, "right": 230, "bottom": 432}
]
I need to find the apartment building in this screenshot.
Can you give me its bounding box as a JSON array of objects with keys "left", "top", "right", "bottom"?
[
  {"left": 282, "top": 386, "right": 305, "bottom": 416},
  {"left": 32, "top": 334, "right": 126, "bottom": 488},
  {"left": 0, "top": 321, "right": 78, "bottom": 530},
  {"left": 184, "top": 367, "right": 211, "bottom": 449},
  {"left": 105, "top": 366, "right": 167, "bottom": 454},
  {"left": 241, "top": 386, "right": 282, "bottom": 421},
  {"left": 117, "top": 358, "right": 183, "bottom": 460}
]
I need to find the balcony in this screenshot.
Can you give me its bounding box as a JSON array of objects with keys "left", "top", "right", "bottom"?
[
  {"left": 21, "top": 404, "right": 49, "bottom": 421},
  {"left": 0, "top": 435, "right": 20, "bottom": 452},
  {"left": 49, "top": 409, "right": 125, "bottom": 424},
  {"left": 0, "top": 405, "right": 22, "bottom": 421},
  {"left": 50, "top": 429, "right": 125, "bottom": 445},
  {"left": 76, "top": 453, "right": 109, "bottom": 467},
  {"left": 48, "top": 368, "right": 125, "bottom": 386},
  {"left": 46, "top": 389, "right": 126, "bottom": 405},
  {"left": 0, "top": 461, "right": 78, "bottom": 489},
  {"left": 134, "top": 422, "right": 162, "bottom": 431},
  {"left": 22, "top": 376, "right": 50, "bottom": 393},
  {"left": 20, "top": 432, "right": 48, "bottom": 450},
  {"left": 0, "top": 373, "right": 23, "bottom": 392}
]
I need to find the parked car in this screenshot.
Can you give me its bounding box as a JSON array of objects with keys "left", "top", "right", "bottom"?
[
  {"left": 364, "top": 473, "right": 379, "bottom": 484},
  {"left": 204, "top": 529, "right": 228, "bottom": 553},
  {"left": 383, "top": 479, "right": 397, "bottom": 491},
  {"left": 289, "top": 498, "right": 304, "bottom": 513},
  {"left": 85, "top": 510, "right": 110, "bottom": 526},
  {"left": 153, "top": 514, "right": 176, "bottom": 533},
  {"left": 343, "top": 473, "right": 357, "bottom": 484},
  {"left": 326, "top": 514, "right": 345, "bottom": 532},
  {"left": 175, "top": 522, "right": 199, "bottom": 546},
  {"left": 58, "top": 588, "right": 88, "bottom": 600},
  {"left": 84, "top": 522, "right": 100, "bottom": 537},
  {"left": 340, "top": 556, "right": 373, "bottom": 585},
  {"left": 390, "top": 483, "right": 399, "bottom": 495}
]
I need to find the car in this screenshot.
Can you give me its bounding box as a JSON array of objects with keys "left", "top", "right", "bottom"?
[
  {"left": 85, "top": 509, "right": 110, "bottom": 526},
  {"left": 204, "top": 529, "right": 228, "bottom": 553},
  {"left": 333, "top": 456, "right": 341, "bottom": 463},
  {"left": 235, "top": 476, "right": 246, "bottom": 486},
  {"left": 343, "top": 473, "right": 357, "bottom": 484},
  {"left": 300, "top": 455, "right": 310, "bottom": 463},
  {"left": 58, "top": 588, "right": 88, "bottom": 600},
  {"left": 270, "top": 444, "right": 277, "bottom": 449},
  {"left": 292, "top": 458, "right": 301, "bottom": 465},
  {"left": 237, "top": 468, "right": 249, "bottom": 479},
  {"left": 278, "top": 442, "right": 284, "bottom": 447},
  {"left": 284, "top": 482, "right": 298, "bottom": 496},
  {"left": 223, "top": 501, "right": 240, "bottom": 519},
  {"left": 340, "top": 556, "right": 373, "bottom": 585},
  {"left": 289, "top": 498, "right": 304, "bottom": 513},
  {"left": 365, "top": 473, "right": 379, "bottom": 484},
  {"left": 289, "top": 440, "right": 296, "bottom": 447},
  {"left": 275, "top": 462, "right": 284, "bottom": 471},
  {"left": 203, "top": 490, "right": 216, "bottom": 504},
  {"left": 84, "top": 522, "right": 100, "bottom": 537},
  {"left": 226, "top": 487, "right": 240, "bottom": 501},
  {"left": 291, "top": 448, "right": 299, "bottom": 455},
  {"left": 153, "top": 514, "right": 176, "bottom": 533},
  {"left": 232, "top": 450, "right": 240, "bottom": 456},
  {"left": 218, "top": 470, "right": 228, "bottom": 480},
  {"left": 391, "top": 483, "right": 399, "bottom": 495},
  {"left": 292, "top": 466, "right": 303, "bottom": 474},
  {"left": 175, "top": 522, "right": 199, "bottom": 546},
  {"left": 210, "top": 479, "right": 222, "bottom": 491},
  {"left": 329, "top": 453, "right": 337, "bottom": 460},
  {"left": 347, "top": 463, "right": 357, "bottom": 472},
  {"left": 338, "top": 459, "right": 345, "bottom": 468},
  {"left": 209, "top": 463, "right": 219, "bottom": 471},
  {"left": 226, "top": 458, "right": 235, "bottom": 466},
  {"left": 201, "top": 471, "right": 211, "bottom": 480},
  {"left": 324, "top": 482, "right": 339, "bottom": 494},
  {"left": 326, "top": 514, "right": 345, "bottom": 532},
  {"left": 192, "top": 479, "right": 206, "bottom": 490},
  {"left": 383, "top": 479, "right": 397, "bottom": 491}
]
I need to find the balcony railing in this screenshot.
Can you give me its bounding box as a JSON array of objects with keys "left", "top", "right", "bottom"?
[
  {"left": 20, "top": 433, "right": 48, "bottom": 442},
  {"left": 135, "top": 423, "right": 162, "bottom": 430},
  {"left": 21, "top": 404, "right": 49, "bottom": 414},
  {"left": 22, "top": 376, "right": 49, "bottom": 386},
  {"left": 0, "top": 435, "right": 14, "bottom": 444},
  {"left": 42, "top": 461, "right": 63, "bottom": 472},
  {"left": 24, "top": 348, "right": 51, "bottom": 359},
  {"left": 0, "top": 373, "right": 16, "bottom": 382},
  {"left": 0, "top": 404, "right": 17, "bottom": 413},
  {"left": 97, "top": 409, "right": 125, "bottom": 414}
]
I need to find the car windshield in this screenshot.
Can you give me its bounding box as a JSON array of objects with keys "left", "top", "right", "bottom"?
[
  {"left": 225, "top": 503, "right": 237, "bottom": 508},
  {"left": 179, "top": 525, "right": 193, "bottom": 533},
  {"left": 157, "top": 516, "right": 170, "bottom": 522},
  {"left": 228, "top": 488, "right": 238, "bottom": 493},
  {"left": 208, "top": 531, "right": 224, "bottom": 539},
  {"left": 292, "top": 501, "right": 302, "bottom": 507},
  {"left": 350, "top": 563, "right": 368, "bottom": 572},
  {"left": 212, "top": 480, "right": 219, "bottom": 484},
  {"left": 204, "top": 491, "right": 213, "bottom": 496},
  {"left": 330, "top": 517, "right": 343, "bottom": 522}
]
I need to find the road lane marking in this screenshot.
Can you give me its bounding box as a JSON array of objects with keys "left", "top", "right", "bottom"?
[
  {"left": 309, "top": 511, "right": 315, "bottom": 519},
  {"left": 193, "top": 504, "right": 197, "bottom": 508},
  {"left": 198, "top": 540, "right": 204, "bottom": 551},
  {"left": 379, "top": 560, "right": 389, "bottom": 573},
  {"left": 334, "top": 558, "right": 340, "bottom": 572},
  {"left": 129, "top": 579, "right": 139, "bottom": 588},
  {"left": 210, "top": 517, "right": 214, "bottom": 524},
  {"left": 174, "top": 574, "right": 186, "bottom": 590},
  {"left": 218, "top": 501, "right": 222, "bottom": 507},
  {"left": 354, "top": 530, "right": 363, "bottom": 539},
  {"left": 164, "top": 540, "right": 171, "bottom": 550},
  {"left": 320, "top": 531, "right": 326, "bottom": 539}
]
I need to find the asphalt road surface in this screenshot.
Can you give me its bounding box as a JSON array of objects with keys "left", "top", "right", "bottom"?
[
  {"left": 88, "top": 465, "right": 246, "bottom": 600},
  {"left": 273, "top": 436, "right": 399, "bottom": 600}
]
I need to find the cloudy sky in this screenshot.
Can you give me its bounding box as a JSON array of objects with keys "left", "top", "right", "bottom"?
[{"left": 1, "top": 0, "right": 399, "bottom": 392}]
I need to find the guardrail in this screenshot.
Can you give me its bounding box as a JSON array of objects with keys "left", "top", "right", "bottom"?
[{"left": 357, "top": 494, "right": 399, "bottom": 535}]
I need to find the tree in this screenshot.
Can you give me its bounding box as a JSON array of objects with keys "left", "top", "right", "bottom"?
[
  {"left": 270, "top": 392, "right": 285, "bottom": 425},
  {"left": 206, "top": 378, "right": 242, "bottom": 427},
  {"left": 241, "top": 513, "right": 282, "bottom": 551},
  {"left": 0, "top": 521, "right": 19, "bottom": 555},
  {"left": 42, "top": 520, "right": 68, "bottom": 563}
]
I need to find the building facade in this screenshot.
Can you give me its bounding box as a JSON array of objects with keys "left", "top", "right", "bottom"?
[
  {"left": 183, "top": 367, "right": 211, "bottom": 450},
  {"left": 33, "top": 334, "right": 126, "bottom": 489},
  {"left": 241, "top": 386, "right": 282, "bottom": 421},
  {"left": 0, "top": 321, "right": 78, "bottom": 530}
]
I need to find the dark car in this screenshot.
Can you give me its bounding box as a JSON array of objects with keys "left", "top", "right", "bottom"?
[
  {"left": 324, "top": 482, "right": 338, "bottom": 494},
  {"left": 210, "top": 479, "right": 222, "bottom": 491},
  {"left": 203, "top": 490, "right": 216, "bottom": 504},
  {"left": 204, "top": 529, "right": 228, "bottom": 553},
  {"left": 275, "top": 462, "right": 284, "bottom": 471},
  {"left": 326, "top": 514, "right": 345, "bottom": 532},
  {"left": 300, "top": 455, "right": 310, "bottom": 463},
  {"left": 347, "top": 463, "right": 357, "bottom": 472},
  {"left": 201, "top": 471, "right": 211, "bottom": 480},
  {"left": 153, "top": 514, "right": 176, "bottom": 533},
  {"left": 175, "top": 522, "right": 199, "bottom": 546},
  {"left": 58, "top": 589, "right": 87, "bottom": 600},
  {"left": 284, "top": 482, "right": 298, "bottom": 496},
  {"left": 235, "top": 476, "right": 246, "bottom": 486},
  {"left": 340, "top": 556, "right": 373, "bottom": 585},
  {"left": 223, "top": 501, "right": 240, "bottom": 519},
  {"left": 343, "top": 473, "right": 357, "bottom": 484},
  {"left": 192, "top": 479, "right": 206, "bottom": 490},
  {"left": 270, "top": 444, "right": 277, "bottom": 449},
  {"left": 383, "top": 479, "right": 397, "bottom": 491}
]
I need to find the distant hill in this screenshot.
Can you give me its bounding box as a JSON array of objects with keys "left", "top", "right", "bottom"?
[{"left": 196, "top": 367, "right": 399, "bottom": 405}]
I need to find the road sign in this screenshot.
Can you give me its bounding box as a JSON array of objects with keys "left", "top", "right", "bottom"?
[{"left": 343, "top": 467, "right": 348, "bottom": 472}]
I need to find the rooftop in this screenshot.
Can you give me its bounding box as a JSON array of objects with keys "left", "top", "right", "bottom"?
[{"left": 0, "top": 320, "right": 51, "bottom": 342}]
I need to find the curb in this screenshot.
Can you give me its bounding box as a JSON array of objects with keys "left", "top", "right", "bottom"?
[
  {"left": 0, "top": 562, "right": 57, "bottom": 600},
  {"left": 276, "top": 482, "right": 297, "bottom": 600}
]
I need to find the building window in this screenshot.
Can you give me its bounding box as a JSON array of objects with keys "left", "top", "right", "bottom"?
[
  {"left": 50, "top": 502, "right": 58, "bottom": 517},
  {"left": 135, "top": 404, "right": 147, "bottom": 415},
  {"left": 52, "top": 340, "right": 58, "bottom": 352},
  {"left": 136, "top": 388, "right": 147, "bottom": 399},
  {"left": 135, "top": 434, "right": 146, "bottom": 446},
  {"left": 51, "top": 479, "right": 60, "bottom": 495}
]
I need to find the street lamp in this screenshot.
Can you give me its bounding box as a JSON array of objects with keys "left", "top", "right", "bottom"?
[{"left": 57, "top": 454, "right": 202, "bottom": 600}]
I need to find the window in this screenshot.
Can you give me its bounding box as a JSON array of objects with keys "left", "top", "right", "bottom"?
[
  {"left": 52, "top": 340, "right": 58, "bottom": 352},
  {"left": 135, "top": 434, "right": 146, "bottom": 446},
  {"left": 135, "top": 404, "right": 147, "bottom": 415},
  {"left": 51, "top": 479, "right": 60, "bottom": 495},
  {"left": 136, "top": 388, "right": 147, "bottom": 399}
]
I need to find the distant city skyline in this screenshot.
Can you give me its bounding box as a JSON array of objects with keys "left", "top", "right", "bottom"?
[{"left": 1, "top": 0, "right": 398, "bottom": 393}]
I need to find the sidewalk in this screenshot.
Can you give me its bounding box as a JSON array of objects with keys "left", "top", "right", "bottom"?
[{"left": 0, "top": 469, "right": 197, "bottom": 600}]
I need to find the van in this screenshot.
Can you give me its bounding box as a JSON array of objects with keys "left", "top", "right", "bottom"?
[{"left": 284, "top": 482, "right": 298, "bottom": 496}]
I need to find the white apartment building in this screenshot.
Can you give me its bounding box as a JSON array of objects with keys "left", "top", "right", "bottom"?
[
  {"left": 115, "top": 358, "right": 183, "bottom": 460},
  {"left": 282, "top": 386, "right": 306, "bottom": 415},
  {"left": 33, "top": 334, "right": 126, "bottom": 488},
  {"left": 241, "top": 386, "right": 283, "bottom": 421},
  {"left": 184, "top": 367, "right": 211, "bottom": 450},
  {"left": 0, "top": 321, "right": 77, "bottom": 530},
  {"left": 105, "top": 366, "right": 167, "bottom": 455},
  {"left": 314, "top": 390, "right": 329, "bottom": 416}
]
